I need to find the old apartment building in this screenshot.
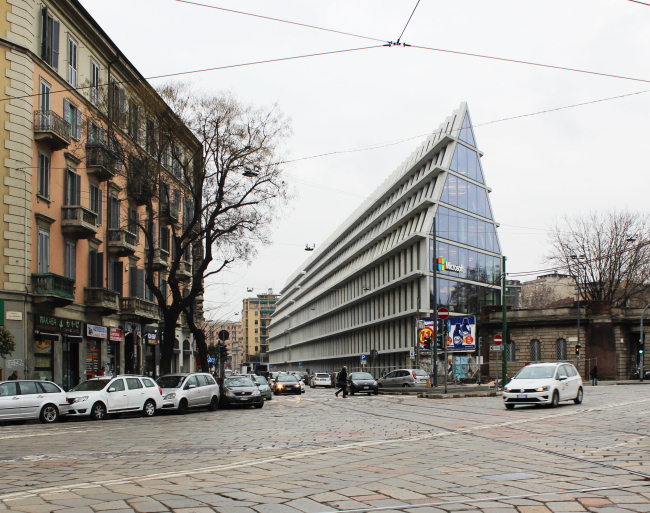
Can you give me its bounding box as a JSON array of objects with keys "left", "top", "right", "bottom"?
[{"left": 0, "top": 0, "right": 202, "bottom": 387}]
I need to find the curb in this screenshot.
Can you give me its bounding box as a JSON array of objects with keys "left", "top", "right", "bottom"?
[{"left": 417, "top": 391, "right": 501, "bottom": 399}]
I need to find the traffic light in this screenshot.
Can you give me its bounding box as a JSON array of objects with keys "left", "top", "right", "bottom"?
[
  {"left": 423, "top": 337, "right": 432, "bottom": 350},
  {"left": 219, "top": 342, "right": 229, "bottom": 361},
  {"left": 575, "top": 344, "right": 581, "bottom": 356},
  {"left": 640, "top": 340, "right": 645, "bottom": 354}
]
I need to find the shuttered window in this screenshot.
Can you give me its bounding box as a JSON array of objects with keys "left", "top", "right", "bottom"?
[
  {"left": 65, "top": 169, "right": 81, "bottom": 206},
  {"left": 41, "top": 7, "right": 60, "bottom": 71},
  {"left": 38, "top": 231, "right": 50, "bottom": 274},
  {"left": 110, "top": 260, "right": 123, "bottom": 295},
  {"left": 91, "top": 61, "right": 100, "bottom": 106},
  {"left": 68, "top": 38, "right": 77, "bottom": 87},
  {"left": 65, "top": 240, "right": 76, "bottom": 279},
  {"left": 89, "top": 184, "right": 102, "bottom": 225},
  {"left": 63, "top": 99, "right": 82, "bottom": 140},
  {"left": 38, "top": 153, "right": 50, "bottom": 198},
  {"left": 109, "top": 196, "right": 120, "bottom": 229},
  {"left": 88, "top": 250, "right": 103, "bottom": 288}
]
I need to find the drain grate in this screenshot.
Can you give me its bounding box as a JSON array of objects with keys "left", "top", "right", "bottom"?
[{"left": 481, "top": 472, "right": 540, "bottom": 482}]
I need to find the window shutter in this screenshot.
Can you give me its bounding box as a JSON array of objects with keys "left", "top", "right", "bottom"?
[
  {"left": 41, "top": 7, "right": 48, "bottom": 61},
  {"left": 99, "top": 127, "right": 105, "bottom": 145},
  {"left": 98, "top": 190, "right": 103, "bottom": 225},
  {"left": 44, "top": 233, "right": 50, "bottom": 272},
  {"left": 76, "top": 108, "right": 82, "bottom": 140},
  {"left": 89, "top": 249, "right": 96, "bottom": 287},
  {"left": 116, "top": 261, "right": 123, "bottom": 296},
  {"left": 51, "top": 19, "right": 60, "bottom": 71},
  {"left": 75, "top": 173, "right": 81, "bottom": 205},
  {"left": 137, "top": 268, "right": 145, "bottom": 299},
  {"left": 130, "top": 266, "right": 137, "bottom": 297},
  {"left": 97, "top": 252, "right": 104, "bottom": 288},
  {"left": 63, "top": 98, "right": 70, "bottom": 125},
  {"left": 135, "top": 212, "right": 140, "bottom": 243},
  {"left": 153, "top": 221, "right": 157, "bottom": 246}
]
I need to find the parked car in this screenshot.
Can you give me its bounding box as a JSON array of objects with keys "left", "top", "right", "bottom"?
[
  {"left": 503, "top": 362, "right": 583, "bottom": 409},
  {"left": 348, "top": 372, "right": 379, "bottom": 395},
  {"left": 157, "top": 373, "right": 220, "bottom": 414},
  {"left": 274, "top": 375, "right": 302, "bottom": 395},
  {"left": 377, "top": 369, "right": 429, "bottom": 388},
  {"left": 66, "top": 376, "right": 163, "bottom": 420},
  {"left": 253, "top": 375, "right": 272, "bottom": 400},
  {"left": 310, "top": 373, "right": 332, "bottom": 388},
  {"left": 0, "top": 380, "right": 71, "bottom": 423},
  {"left": 221, "top": 376, "right": 264, "bottom": 408}
]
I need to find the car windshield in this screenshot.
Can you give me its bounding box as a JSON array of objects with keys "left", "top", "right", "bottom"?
[
  {"left": 71, "top": 380, "right": 111, "bottom": 392},
  {"left": 226, "top": 377, "right": 254, "bottom": 387},
  {"left": 413, "top": 369, "right": 428, "bottom": 376},
  {"left": 350, "top": 373, "right": 374, "bottom": 380},
  {"left": 316, "top": 373, "right": 330, "bottom": 378},
  {"left": 514, "top": 366, "right": 556, "bottom": 380},
  {"left": 157, "top": 376, "right": 185, "bottom": 388},
  {"left": 278, "top": 375, "right": 298, "bottom": 382},
  {"left": 254, "top": 376, "right": 268, "bottom": 385}
]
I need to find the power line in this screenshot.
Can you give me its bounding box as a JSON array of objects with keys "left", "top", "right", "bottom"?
[
  {"left": 628, "top": 0, "right": 650, "bottom": 5},
  {"left": 410, "top": 43, "right": 650, "bottom": 85},
  {"left": 173, "top": 0, "right": 386, "bottom": 43},
  {"left": 396, "top": 0, "right": 422, "bottom": 45},
  {"left": 0, "top": 45, "right": 386, "bottom": 103}
]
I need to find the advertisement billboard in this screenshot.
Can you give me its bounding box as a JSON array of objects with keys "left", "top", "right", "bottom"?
[{"left": 445, "top": 316, "right": 476, "bottom": 351}]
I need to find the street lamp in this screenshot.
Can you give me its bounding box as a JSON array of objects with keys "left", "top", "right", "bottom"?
[
  {"left": 570, "top": 254, "right": 585, "bottom": 375},
  {"left": 639, "top": 303, "right": 649, "bottom": 382}
]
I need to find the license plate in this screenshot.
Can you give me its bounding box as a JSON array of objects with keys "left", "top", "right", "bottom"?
[
  {"left": 241, "top": 397, "right": 250, "bottom": 400},
  {"left": 363, "top": 386, "right": 369, "bottom": 389},
  {"left": 517, "top": 394, "right": 527, "bottom": 399}
]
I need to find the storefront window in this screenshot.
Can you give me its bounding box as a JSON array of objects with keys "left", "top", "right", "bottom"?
[
  {"left": 107, "top": 342, "right": 118, "bottom": 376},
  {"left": 86, "top": 339, "right": 100, "bottom": 379},
  {"left": 430, "top": 240, "right": 502, "bottom": 286},
  {"left": 431, "top": 277, "right": 501, "bottom": 314},
  {"left": 34, "top": 339, "right": 53, "bottom": 381}
]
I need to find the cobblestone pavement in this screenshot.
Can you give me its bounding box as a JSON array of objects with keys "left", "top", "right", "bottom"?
[{"left": 1, "top": 385, "right": 649, "bottom": 513}]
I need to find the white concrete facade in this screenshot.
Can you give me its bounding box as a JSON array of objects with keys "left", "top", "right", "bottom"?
[{"left": 268, "top": 104, "right": 502, "bottom": 374}]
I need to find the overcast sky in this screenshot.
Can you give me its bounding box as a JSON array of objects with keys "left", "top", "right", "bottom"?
[{"left": 81, "top": 0, "right": 650, "bottom": 322}]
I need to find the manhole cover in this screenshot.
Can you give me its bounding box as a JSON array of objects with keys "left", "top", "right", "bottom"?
[{"left": 481, "top": 472, "right": 540, "bottom": 482}]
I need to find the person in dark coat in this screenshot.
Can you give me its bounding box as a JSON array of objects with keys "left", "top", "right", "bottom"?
[
  {"left": 590, "top": 365, "right": 598, "bottom": 386},
  {"left": 8, "top": 370, "right": 18, "bottom": 380},
  {"left": 335, "top": 366, "right": 348, "bottom": 398}
]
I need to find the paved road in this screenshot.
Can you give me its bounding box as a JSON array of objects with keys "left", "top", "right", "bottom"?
[{"left": 1, "top": 385, "right": 649, "bottom": 513}]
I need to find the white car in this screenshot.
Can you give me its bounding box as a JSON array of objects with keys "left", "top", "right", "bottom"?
[
  {"left": 0, "top": 380, "right": 71, "bottom": 423},
  {"left": 66, "top": 376, "right": 163, "bottom": 420},
  {"left": 157, "top": 373, "right": 220, "bottom": 413},
  {"left": 311, "top": 373, "right": 332, "bottom": 388},
  {"left": 503, "top": 362, "right": 583, "bottom": 409}
]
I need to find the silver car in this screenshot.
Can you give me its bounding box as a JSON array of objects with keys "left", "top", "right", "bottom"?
[
  {"left": 0, "top": 380, "right": 71, "bottom": 423},
  {"left": 377, "top": 369, "right": 429, "bottom": 388},
  {"left": 157, "top": 373, "right": 220, "bottom": 414}
]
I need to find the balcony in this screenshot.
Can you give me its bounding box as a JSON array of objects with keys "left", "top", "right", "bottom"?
[
  {"left": 84, "top": 287, "right": 120, "bottom": 314},
  {"left": 86, "top": 144, "right": 117, "bottom": 181},
  {"left": 127, "top": 178, "right": 157, "bottom": 206},
  {"left": 175, "top": 260, "right": 192, "bottom": 282},
  {"left": 61, "top": 206, "right": 98, "bottom": 239},
  {"left": 120, "top": 297, "right": 161, "bottom": 323},
  {"left": 160, "top": 203, "right": 179, "bottom": 224},
  {"left": 145, "top": 247, "right": 169, "bottom": 271},
  {"left": 32, "top": 273, "right": 75, "bottom": 306},
  {"left": 107, "top": 228, "right": 137, "bottom": 257},
  {"left": 34, "top": 110, "right": 71, "bottom": 150}
]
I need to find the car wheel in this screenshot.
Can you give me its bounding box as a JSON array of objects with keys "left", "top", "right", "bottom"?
[
  {"left": 142, "top": 400, "right": 156, "bottom": 417},
  {"left": 254, "top": 402, "right": 264, "bottom": 409},
  {"left": 209, "top": 396, "right": 219, "bottom": 411},
  {"left": 403, "top": 383, "right": 410, "bottom": 388},
  {"left": 551, "top": 391, "right": 560, "bottom": 408},
  {"left": 350, "top": 389, "right": 355, "bottom": 396},
  {"left": 574, "top": 387, "right": 583, "bottom": 404},
  {"left": 297, "top": 390, "right": 302, "bottom": 395},
  {"left": 505, "top": 404, "right": 515, "bottom": 410},
  {"left": 374, "top": 389, "right": 379, "bottom": 395},
  {"left": 90, "top": 402, "right": 106, "bottom": 421},
  {"left": 40, "top": 404, "right": 59, "bottom": 424},
  {"left": 177, "top": 399, "right": 189, "bottom": 415},
  {"left": 268, "top": 394, "right": 273, "bottom": 401},
  {"left": 378, "top": 383, "right": 383, "bottom": 388}
]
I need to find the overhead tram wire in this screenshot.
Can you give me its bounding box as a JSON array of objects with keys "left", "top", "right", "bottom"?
[
  {"left": 395, "top": 0, "right": 422, "bottom": 45},
  {"left": 173, "top": 0, "right": 386, "bottom": 43},
  {"left": 0, "top": 45, "right": 386, "bottom": 103},
  {"left": 628, "top": 0, "right": 650, "bottom": 5}
]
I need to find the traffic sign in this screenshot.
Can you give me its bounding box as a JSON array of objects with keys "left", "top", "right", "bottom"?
[
  {"left": 490, "top": 345, "right": 504, "bottom": 351},
  {"left": 298, "top": 362, "right": 302, "bottom": 367},
  {"left": 437, "top": 308, "right": 450, "bottom": 320},
  {"left": 360, "top": 354, "right": 367, "bottom": 362},
  {"left": 494, "top": 335, "right": 502, "bottom": 346},
  {"left": 218, "top": 330, "right": 230, "bottom": 342},
  {"left": 409, "top": 348, "right": 415, "bottom": 359}
]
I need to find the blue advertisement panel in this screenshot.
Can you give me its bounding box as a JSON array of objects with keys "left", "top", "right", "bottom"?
[{"left": 445, "top": 316, "right": 476, "bottom": 351}]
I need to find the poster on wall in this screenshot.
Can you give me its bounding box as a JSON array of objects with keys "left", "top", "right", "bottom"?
[
  {"left": 418, "top": 318, "right": 435, "bottom": 349},
  {"left": 445, "top": 316, "right": 476, "bottom": 351}
]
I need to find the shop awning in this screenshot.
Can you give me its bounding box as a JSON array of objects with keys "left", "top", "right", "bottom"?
[{"left": 35, "top": 331, "right": 59, "bottom": 341}]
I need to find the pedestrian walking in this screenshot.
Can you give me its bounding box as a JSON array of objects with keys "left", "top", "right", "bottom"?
[
  {"left": 335, "top": 366, "right": 348, "bottom": 398},
  {"left": 97, "top": 366, "right": 106, "bottom": 377},
  {"left": 590, "top": 365, "right": 598, "bottom": 386},
  {"left": 7, "top": 370, "right": 18, "bottom": 380}
]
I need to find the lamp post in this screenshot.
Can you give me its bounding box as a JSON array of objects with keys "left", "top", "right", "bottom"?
[
  {"left": 640, "top": 303, "right": 649, "bottom": 382},
  {"left": 570, "top": 254, "right": 585, "bottom": 375}
]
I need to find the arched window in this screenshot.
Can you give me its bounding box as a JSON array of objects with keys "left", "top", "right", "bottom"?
[
  {"left": 507, "top": 341, "right": 516, "bottom": 362},
  {"left": 530, "top": 339, "right": 541, "bottom": 362},
  {"left": 556, "top": 338, "right": 567, "bottom": 361}
]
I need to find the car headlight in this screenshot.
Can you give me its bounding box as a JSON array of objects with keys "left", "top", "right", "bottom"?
[
  {"left": 164, "top": 393, "right": 176, "bottom": 400},
  {"left": 252, "top": 390, "right": 261, "bottom": 396},
  {"left": 224, "top": 390, "right": 235, "bottom": 397},
  {"left": 277, "top": 384, "right": 283, "bottom": 389},
  {"left": 73, "top": 396, "right": 88, "bottom": 403},
  {"left": 505, "top": 388, "right": 513, "bottom": 393},
  {"left": 535, "top": 386, "right": 550, "bottom": 392}
]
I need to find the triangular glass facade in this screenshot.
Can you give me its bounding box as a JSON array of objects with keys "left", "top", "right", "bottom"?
[
  {"left": 450, "top": 143, "right": 485, "bottom": 184},
  {"left": 458, "top": 112, "right": 476, "bottom": 147},
  {"left": 440, "top": 174, "right": 492, "bottom": 219}
]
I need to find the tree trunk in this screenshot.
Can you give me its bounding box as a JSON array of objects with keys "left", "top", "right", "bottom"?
[
  {"left": 160, "top": 309, "right": 182, "bottom": 375},
  {"left": 195, "top": 328, "right": 209, "bottom": 373}
]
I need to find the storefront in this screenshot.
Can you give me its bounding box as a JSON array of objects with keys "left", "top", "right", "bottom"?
[
  {"left": 124, "top": 322, "right": 142, "bottom": 374},
  {"left": 34, "top": 314, "right": 83, "bottom": 390},
  {"left": 107, "top": 328, "right": 123, "bottom": 376},
  {"left": 143, "top": 331, "right": 159, "bottom": 378},
  {"left": 86, "top": 324, "right": 108, "bottom": 379}
]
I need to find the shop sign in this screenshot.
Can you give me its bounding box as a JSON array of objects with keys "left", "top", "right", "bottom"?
[
  {"left": 445, "top": 316, "right": 476, "bottom": 351},
  {"left": 109, "top": 328, "right": 123, "bottom": 342},
  {"left": 437, "top": 257, "right": 463, "bottom": 273},
  {"left": 86, "top": 324, "right": 108, "bottom": 339},
  {"left": 35, "top": 315, "right": 82, "bottom": 335},
  {"left": 125, "top": 322, "right": 141, "bottom": 335},
  {"left": 6, "top": 311, "right": 22, "bottom": 321},
  {"left": 145, "top": 332, "right": 158, "bottom": 344}
]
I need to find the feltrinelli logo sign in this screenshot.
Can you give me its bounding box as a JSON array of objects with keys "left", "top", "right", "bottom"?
[{"left": 437, "top": 257, "right": 464, "bottom": 273}]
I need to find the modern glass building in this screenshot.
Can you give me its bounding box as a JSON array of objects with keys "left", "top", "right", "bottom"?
[{"left": 268, "top": 104, "right": 502, "bottom": 373}]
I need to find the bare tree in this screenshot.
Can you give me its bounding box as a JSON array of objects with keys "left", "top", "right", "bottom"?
[
  {"left": 546, "top": 210, "right": 650, "bottom": 307},
  {"left": 520, "top": 283, "right": 558, "bottom": 309}
]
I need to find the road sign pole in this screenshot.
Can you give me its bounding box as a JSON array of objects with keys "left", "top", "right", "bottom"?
[
  {"left": 444, "top": 323, "right": 448, "bottom": 394},
  {"left": 432, "top": 221, "right": 437, "bottom": 388},
  {"left": 433, "top": 320, "right": 438, "bottom": 388},
  {"left": 501, "top": 256, "right": 508, "bottom": 387}
]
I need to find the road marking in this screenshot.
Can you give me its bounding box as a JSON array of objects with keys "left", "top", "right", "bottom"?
[{"left": 2, "top": 396, "right": 650, "bottom": 502}]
